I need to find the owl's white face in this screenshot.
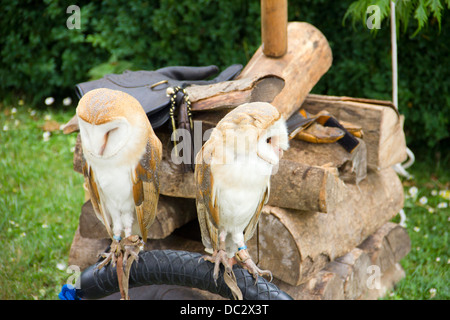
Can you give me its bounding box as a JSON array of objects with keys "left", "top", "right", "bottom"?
[
  {"left": 256, "top": 118, "right": 289, "bottom": 166},
  {"left": 78, "top": 117, "right": 131, "bottom": 161}
]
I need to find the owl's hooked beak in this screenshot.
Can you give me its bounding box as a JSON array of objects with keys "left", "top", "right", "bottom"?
[{"left": 269, "top": 136, "right": 284, "bottom": 159}]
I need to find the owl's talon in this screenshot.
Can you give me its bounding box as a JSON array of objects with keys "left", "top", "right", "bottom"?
[
  {"left": 202, "top": 249, "right": 234, "bottom": 283},
  {"left": 96, "top": 239, "right": 121, "bottom": 270},
  {"left": 236, "top": 249, "right": 273, "bottom": 283},
  {"left": 122, "top": 235, "right": 144, "bottom": 269}
]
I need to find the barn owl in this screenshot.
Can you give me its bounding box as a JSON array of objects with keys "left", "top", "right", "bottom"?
[
  {"left": 195, "top": 102, "right": 289, "bottom": 292},
  {"left": 76, "top": 88, "right": 162, "bottom": 298}
]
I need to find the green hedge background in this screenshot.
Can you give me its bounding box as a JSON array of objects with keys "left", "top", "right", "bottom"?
[{"left": 1, "top": 0, "right": 448, "bottom": 153}]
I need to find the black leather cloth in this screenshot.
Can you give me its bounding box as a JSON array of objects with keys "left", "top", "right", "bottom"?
[{"left": 75, "top": 64, "right": 243, "bottom": 129}]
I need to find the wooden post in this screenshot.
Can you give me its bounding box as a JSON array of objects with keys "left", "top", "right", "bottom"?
[{"left": 261, "top": 0, "right": 288, "bottom": 57}]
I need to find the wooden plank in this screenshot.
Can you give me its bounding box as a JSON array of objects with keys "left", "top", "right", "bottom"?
[{"left": 302, "top": 94, "right": 407, "bottom": 170}]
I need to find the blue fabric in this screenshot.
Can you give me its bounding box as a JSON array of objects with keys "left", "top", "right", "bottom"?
[{"left": 58, "top": 284, "right": 80, "bottom": 300}]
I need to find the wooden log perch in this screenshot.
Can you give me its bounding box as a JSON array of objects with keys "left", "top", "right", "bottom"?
[{"left": 247, "top": 167, "right": 404, "bottom": 286}]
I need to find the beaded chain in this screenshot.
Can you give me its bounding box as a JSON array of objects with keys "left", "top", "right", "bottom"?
[{"left": 166, "top": 86, "right": 193, "bottom": 155}]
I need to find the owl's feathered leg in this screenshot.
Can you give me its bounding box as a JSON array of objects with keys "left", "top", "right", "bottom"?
[
  {"left": 201, "top": 232, "right": 243, "bottom": 300},
  {"left": 201, "top": 232, "right": 233, "bottom": 283},
  {"left": 235, "top": 246, "right": 273, "bottom": 283}
]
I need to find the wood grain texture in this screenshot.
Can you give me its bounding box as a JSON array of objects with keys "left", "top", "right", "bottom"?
[
  {"left": 261, "top": 0, "right": 288, "bottom": 57},
  {"left": 273, "top": 222, "right": 409, "bottom": 300},
  {"left": 248, "top": 167, "right": 404, "bottom": 286}
]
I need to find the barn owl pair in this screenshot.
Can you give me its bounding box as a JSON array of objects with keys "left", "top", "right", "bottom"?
[{"left": 76, "top": 88, "right": 288, "bottom": 299}]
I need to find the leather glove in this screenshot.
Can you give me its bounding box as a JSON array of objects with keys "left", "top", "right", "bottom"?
[{"left": 75, "top": 64, "right": 243, "bottom": 129}]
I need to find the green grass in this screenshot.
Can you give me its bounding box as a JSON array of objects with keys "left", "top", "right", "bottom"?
[
  {"left": 386, "top": 159, "right": 449, "bottom": 300},
  {"left": 0, "top": 103, "right": 84, "bottom": 300},
  {"left": 0, "top": 102, "right": 448, "bottom": 300}
]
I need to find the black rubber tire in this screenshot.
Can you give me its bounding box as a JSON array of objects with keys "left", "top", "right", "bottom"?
[{"left": 77, "top": 249, "right": 293, "bottom": 300}]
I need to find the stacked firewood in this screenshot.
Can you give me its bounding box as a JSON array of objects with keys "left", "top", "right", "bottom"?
[{"left": 67, "top": 22, "right": 410, "bottom": 300}]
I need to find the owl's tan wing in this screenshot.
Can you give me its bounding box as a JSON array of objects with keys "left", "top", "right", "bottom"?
[
  {"left": 82, "top": 155, "right": 114, "bottom": 239},
  {"left": 132, "top": 135, "right": 162, "bottom": 242},
  {"left": 195, "top": 142, "right": 220, "bottom": 252},
  {"left": 243, "top": 182, "right": 269, "bottom": 243}
]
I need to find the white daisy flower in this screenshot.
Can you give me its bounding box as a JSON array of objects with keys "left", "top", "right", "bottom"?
[
  {"left": 429, "top": 288, "right": 437, "bottom": 298},
  {"left": 408, "top": 186, "right": 418, "bottom": 197},
  {"left": 419, "top": 196, "right": 428, "bottom": 205},
  {"left": 63, "top": 97, "right": 72, "bottom": 106},
  {"left": 44, "top": 97, "right": 55, "bottom": 105},
  {"left": 43, "top": 131, "right": 51, "bottom": 142},
  {"left": 437, "top": 202, "right": 448, "bottom": 209},
  {"left": 56, "top": 262, "right": 67, "bottom": 271},
  {"left": 439, "top": 190, "right": 450, "bottom": 200}
]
